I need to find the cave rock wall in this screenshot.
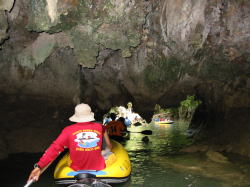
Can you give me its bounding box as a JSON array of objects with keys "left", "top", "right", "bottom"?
[{"left": 0, "top": 0, "right": 249, "bottom": 158}]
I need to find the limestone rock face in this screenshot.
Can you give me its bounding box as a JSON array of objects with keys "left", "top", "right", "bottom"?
[
  {"left": 82, "top": 0, "right": 250, "bottom": 116},
  {"left": 25, "top": 0, "right": 146, "bottom": 67},
  {"left": 0, "top": 0, "right": 14, "bottom": 44},
  {"left": 0, "top": 11, "right": 8, "bottom": 44},
  {"left": 0, "top": 0, "right": 249, "bottom": 158}
]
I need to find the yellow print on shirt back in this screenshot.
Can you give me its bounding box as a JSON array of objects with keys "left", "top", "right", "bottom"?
[
  {"left": 76, "top": 146, "right": 100, "bottom": 151},
  {"left": 73, "top": 129, "right": 101, "bottom": 135}
]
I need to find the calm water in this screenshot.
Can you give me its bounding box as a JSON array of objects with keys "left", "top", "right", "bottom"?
[
  {"left": 115, "top": 122, "right": 223, "bottom": 187},
  {"left": 1, "top": 121, "right": 250, "bottom": 187}
]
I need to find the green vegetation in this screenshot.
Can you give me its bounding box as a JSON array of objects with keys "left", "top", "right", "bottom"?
[
  {"left": 108, "top": 106, "right": 119, "bottom": 115},
  {"left": 154, "top": 104, "right": 173, "bottom": 115},
  {"left": 153, "top": 95, "right": 201, "bottom": 122},
  {"left": 107, "top": 102, "right": 133, "bottom": 116},
  {"left": 178, "top": 95, "right": 202, "bottom": 121}
]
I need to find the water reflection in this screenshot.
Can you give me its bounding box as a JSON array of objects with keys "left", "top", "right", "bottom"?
[{"left": 114, "top": 121, "right": 250, "bottom": 187}]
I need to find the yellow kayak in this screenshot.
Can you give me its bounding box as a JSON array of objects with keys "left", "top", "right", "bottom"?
[{"left": 54, "top": 140, "right": 131, "bottom": 185}]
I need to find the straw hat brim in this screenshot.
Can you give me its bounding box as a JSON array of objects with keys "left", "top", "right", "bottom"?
[{"left": 69, "top": 113, "right": 95, "bottom": 123}]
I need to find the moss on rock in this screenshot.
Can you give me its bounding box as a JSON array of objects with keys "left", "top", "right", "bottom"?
[
  {"left": 144, "top": 56, "right": 182, "bottom": 90},
  {"left": 69, "top": 26, "right": 99, "bottom": 67},
  {"left": 25, "top": 0, "right": 146, "bottom": 67}
]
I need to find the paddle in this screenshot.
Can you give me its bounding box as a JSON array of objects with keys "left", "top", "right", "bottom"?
[{"left": 127, "top": 130, "right": 152, "bottom": 135}]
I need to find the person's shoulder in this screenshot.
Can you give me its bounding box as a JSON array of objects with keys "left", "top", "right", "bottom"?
[
  {"left": 90, "top": 121, "right": 102, "bottom": 124},
  {"left": 62, "top": 123, "right": 77, "bottom": 130},
  {"left": 107, "top": 120, "right": 115, "bottom": 125},
  {"left": 89, "top": 121, "right": 103, "bottom": 126}
]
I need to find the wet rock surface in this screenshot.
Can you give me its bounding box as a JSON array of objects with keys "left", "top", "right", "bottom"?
[{"left": 154, "top": 153, "right": 250, "bottom": 186}]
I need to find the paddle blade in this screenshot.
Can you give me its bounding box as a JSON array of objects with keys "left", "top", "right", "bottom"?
[
  {"left": 141, "top": 130, "right": 153, "bottom": 135},
  {"left": 128, "top": 130, "right": 153, "bottom": 135}
]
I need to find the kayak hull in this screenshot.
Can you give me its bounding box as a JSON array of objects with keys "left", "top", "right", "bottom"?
[
  {"left": 54, "top": 140, "right": 131, "bottom": 185},
  {"left": 154, "top": 120, "right": 174, "bottom": 124}
]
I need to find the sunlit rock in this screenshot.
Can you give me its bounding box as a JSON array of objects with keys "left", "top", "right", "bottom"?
[
  {"left": 26, "top": 0, "right": 78, "bottom": 32},
  {"left": 159, "top": 0, "right": 206, "bottom": 54},
  {"left": 0, "top": 0, "right": 14, "bottom": 11},
  {"left": 206, "top": 150, "right": 229, "bottom": 164},
  {"left": 153, "top": 155, "right": 250, "bottom": 186}
]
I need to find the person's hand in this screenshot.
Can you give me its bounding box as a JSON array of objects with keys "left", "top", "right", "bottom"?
[
  {"left": 28, "top": 167, "right": 42, "bottom": 182},
  {"left": 101, "top": 148, "right": 111, "bottom": 155}
]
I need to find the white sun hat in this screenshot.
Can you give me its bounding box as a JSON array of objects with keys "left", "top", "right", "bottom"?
[{"left": 69, "top": 103, "right": 95, "bottom": 123}]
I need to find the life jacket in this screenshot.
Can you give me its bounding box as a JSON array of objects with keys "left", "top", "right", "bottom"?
[{"left": 106, "top": 120, "right": 126, "bottom": 136}]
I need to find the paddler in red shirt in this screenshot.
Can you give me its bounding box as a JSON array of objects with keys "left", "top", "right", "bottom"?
[{"left": 27, "top": 103, "right": 112, "bottom": 183}]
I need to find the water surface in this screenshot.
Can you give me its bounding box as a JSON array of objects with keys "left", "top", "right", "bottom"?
[{"left": 2, "top": 121, "right": 250, "bottom": 187}]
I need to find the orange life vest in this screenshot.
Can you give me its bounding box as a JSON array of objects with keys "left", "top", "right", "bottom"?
[{"left": 106, "top": 120, "right": 126, "bottom": 136}]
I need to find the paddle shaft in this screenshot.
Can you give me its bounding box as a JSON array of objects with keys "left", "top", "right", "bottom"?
[
  {"left": 24, "top": 179, "right": 33, "bottom": 187},
  {"left": 127, "top": 130, "right": 152, "bottom": 135}
]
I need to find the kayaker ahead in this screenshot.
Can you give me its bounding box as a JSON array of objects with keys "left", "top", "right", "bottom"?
[
  {"left": 106, "top": 113, "right": 127, "bottom": 139},
  {"left": 27, "top": 103, "right": 112, "bottom": 183}
]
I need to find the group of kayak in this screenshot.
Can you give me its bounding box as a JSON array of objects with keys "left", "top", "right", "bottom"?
[
  {"left": 59, "top": 116, "right": 173, "bottom": 186},
  {"left": 54, "top": 111, "right": 156, "bottom": 186},
  {"left": 153, "top": 118, "right": 174, "bottom": 124},
  {"left": 52, "top": 116, "right": 172, "bottom": 186}
]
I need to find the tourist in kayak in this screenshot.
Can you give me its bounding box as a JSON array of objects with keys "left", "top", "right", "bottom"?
[
  {"left": 117, "top": 117, "right": 128, "bottom": 131},
  {"left": 124, "top": 117, "right": 132, "bottom": 127},
  {"left": 106, "top": 113, "right": 127, "bottom": 140},
  {"left": 103, "top": 114, "right": 112, "bottom": 125},
  {"left": 26, "top": 103, "right": 112, "bottom": 183}
]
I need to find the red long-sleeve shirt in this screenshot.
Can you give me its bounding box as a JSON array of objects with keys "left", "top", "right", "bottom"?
[{"left": 37, "top": 122, "right": 106, "bottom": 171}]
